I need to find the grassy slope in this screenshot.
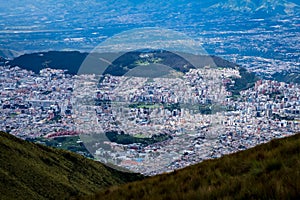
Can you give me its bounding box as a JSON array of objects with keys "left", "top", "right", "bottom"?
[
  {"left": 89, "top": 133, "right": 300, "bottom": 200},
  {"left": 0, "top": 131, "right": 143, "bottom": 200}
]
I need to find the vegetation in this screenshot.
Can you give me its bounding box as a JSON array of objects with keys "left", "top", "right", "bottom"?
[
  {"left": 128, "top": 102, "right": 161, "bottom": 109},
  {"left": 163, "top": 102, "right": 181, "bottom": 112},
  {"left": 272, "top": 113, "right": 295, "bottom": 121},
  {"left": 9, "top": 50, "right": 259, "bottom": 95},
  {"left": 103, "top": 50, "right": 195, "bottom": 76},
  {"left": 105, "top": 131, "right": 172, "bottom": 145},
  {"left": 198, "top": 104, "right": 213, "bottom": 114},
  {"left": 0, "top": 131, "right": 143, "bottom": 200},
  {"left": 272, "top": 71, "right": 300, "bottom": 84},
  {"left": 26, "top": 136, "right": 94, "bottom": 158},
  {"left": 228, "top": 67, "right": 259, "bottom": 95},
  {"left": 88, "top": 133, "right": 300, "bottom": 200},
  {"left": 2, "top": 130, "right": 299, "bottom": 200},
  {"left": 9, "top": 51, "right": 88, "bottom": 74}
]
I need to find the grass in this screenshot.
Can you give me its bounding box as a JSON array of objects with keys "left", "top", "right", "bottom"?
[
  {"left": 27, "top": 136, "right": 93, "bottom": 158},
  {"left": 105, "top": 131, "right": 172, "bottom": 145},
  {"left": 0, "top": 131, "right": 144, "bottom": 200},
  {"left": 2, "top": 130, "right": 299, "bottom": 200},
  {"left": 87, "top": 133, "right": 300, "bottom": 200}
]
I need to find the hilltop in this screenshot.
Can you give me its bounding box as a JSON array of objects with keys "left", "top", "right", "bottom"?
[
  {"left": 7, "top": 50, "right": 257, "bottom": 94},
  {"left": 0, "top": 131, "right": 143, "bottom": 200},
  {"left": 88, "top": 133, "right": 300, "bottom": 200},
  {"left": 8, "top": 50, "right": 238, "bottom": 75},
  {"left": 8, "top": 51, "right": 88, "bottom": 75}
]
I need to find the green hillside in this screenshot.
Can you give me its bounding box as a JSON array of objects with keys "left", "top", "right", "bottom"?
[
  {"left": 89, "top": 133, "right": 300, "bottom": 200},
  {"left": 8, "top": 50, "right": 258, "bottom": 94},
  {"left": 0, "top": 131, "right": 143, "bottom": 200}
]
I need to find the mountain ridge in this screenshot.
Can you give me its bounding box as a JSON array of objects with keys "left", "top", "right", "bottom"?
[
  {"left": 87, "top": 133, "right": 300, "bottom": 200},
  {"left": 0, "top": 131, "right": 143, "bottom": 200},
  {"left": 203, "top": 0, "right": 299, "bottom": 15}
]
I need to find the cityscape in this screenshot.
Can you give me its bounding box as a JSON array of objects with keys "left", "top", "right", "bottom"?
[
  {"left": 1, "top": 59, "right": 299, "bottom": 175},
  {"left": 1, "top": 0, "right": 300, "bottom": 199}
]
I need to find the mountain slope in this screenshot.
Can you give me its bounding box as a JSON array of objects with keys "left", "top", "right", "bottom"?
[
  {"left": 8, "top": 51, "right": 89, "bottom": 74},
  {"left": 89, "top": 133, "right": 300, "bottom": 200},
  {"left": 8, "top": 50, "right": 239, "bottom": 75},
  {"left": 8, "top": 50, "right": 258, "bottom": 94},
  {"left": 0, "top": 131, "right": 143, "bottom": 200}
]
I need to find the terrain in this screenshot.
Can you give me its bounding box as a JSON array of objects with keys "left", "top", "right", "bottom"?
[
  {"left": 1, "top": 0, "right": 299, "bottom": 84},
  {"left": 7, "top": 50, "right": 257, "bottom": 94},
  {"left": 88, "top": 133, "right": 300, "bottom": 200},
  {"left": 0, "top": 0, "right": 299, "bottom": 199},
  {"left": 0, "top": 131, "right": 143, "bottom": 200},
  {"left": 8, "top": 49, "right": 299, "bottom": 85},
  {"left": 7, "top": 50, "right": 237, "bottom": 75},
  {"left": 1, "top": 129, "right": 299, "bottom": 200}
]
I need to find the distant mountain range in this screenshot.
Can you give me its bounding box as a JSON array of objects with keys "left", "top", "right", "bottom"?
[
  {"left": 204, "top": 0, "right": 300, "bottom": 15},
  {"left": 129, "top": 0, "right": 300, "bottom": 16},
  {"left": 125, "top": 0, "right": 300, "bottom": 15},
  {"left": 1, "top": 0, "right": 299, "bottom": 56},
  {"left": 0, "top": 49, "right": 22, "bottom": 60},
  {"left": 0, "top": 131, "right": 143, "bottom": 200}
]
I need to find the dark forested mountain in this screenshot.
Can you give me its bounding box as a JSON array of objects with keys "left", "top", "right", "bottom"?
[
  {"left": 8, "top": 50, "right": 239, "bottom": 75},
  {"left": 8, "top": 51, "right": 88, "bottom": 74},
  {"left": 8, "top": 50, "right": 258, "bottom": 93}
]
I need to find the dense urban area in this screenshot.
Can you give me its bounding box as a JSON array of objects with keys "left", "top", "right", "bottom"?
[{"left": 0, "top": 59, "right": 299, "bottom": 175}]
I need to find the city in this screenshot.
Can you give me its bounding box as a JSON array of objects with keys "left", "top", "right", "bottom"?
[
  {"left": 0, "top": 62, "right": 299, "bottom": 175},
  {"left": 1, "top": 1, "right": 300, "bottom": 199}
]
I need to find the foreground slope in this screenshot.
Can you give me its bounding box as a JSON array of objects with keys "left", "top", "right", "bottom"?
[
  {"left": 0, "top": 131, "right": 143, "bottom": 200},
  {"left": 90, "top": 133, "right": 300, "bottom": 200}
]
